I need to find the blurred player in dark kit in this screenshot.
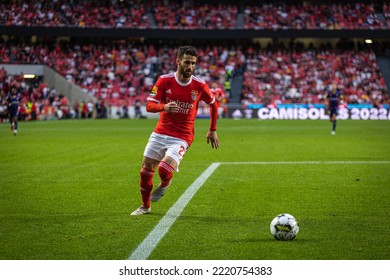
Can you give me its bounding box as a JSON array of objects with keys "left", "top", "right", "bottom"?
[
  {"left": 327, "top": 83, "right": 343, "bottom": 135},
  {"left": 7, "top": 88, "right": 20, "bottom": 135}
]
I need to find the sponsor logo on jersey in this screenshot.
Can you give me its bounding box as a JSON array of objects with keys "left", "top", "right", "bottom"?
[
  {"left": 151, "top": 86, "right": 158, "bottom": 96},
  {"left": 166, "top": 97, "right": 194, "bottom": 114}
]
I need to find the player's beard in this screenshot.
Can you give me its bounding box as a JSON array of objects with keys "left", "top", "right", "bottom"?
[{"left": 179, "top": 64, "right": 192, "bottom": 78}]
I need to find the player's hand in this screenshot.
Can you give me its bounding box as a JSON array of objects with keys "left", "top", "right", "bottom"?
[
  {"left": 206, "top": 131, "right": 220, "bottom": 149},
  {"left": 164, "top": 101, "right": 180, "bottom": 113}
]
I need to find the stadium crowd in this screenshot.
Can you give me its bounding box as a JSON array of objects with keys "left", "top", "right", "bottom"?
[
  {"left": 1, "top": 39, "right": 389, "bottom": 111},
  {"left": 1, "top": 0, "right": 389, "bottom": 120},
  {"left": 0, "top": 0, "right": 389, "bottom": 29},
  {"left": 0, "top": 0, "right": 150, "bottom": 28},
  {"left": 384, "top": 2, "right": 390, "bottom": 26},
  {"left": 153, "top": 2, "right": 238, "bottom": 29},
  {"left": 0, "top": 67, "right": 77, "bottom": 121},
  {"left": 241, "top": 45, "right": 389, "bottom": 107},
  {"left": 0, "top": 40, "right": 234, "bottom": 106},
  {"left": 242, "top": 2, "right": 386, "bottom": 30}
]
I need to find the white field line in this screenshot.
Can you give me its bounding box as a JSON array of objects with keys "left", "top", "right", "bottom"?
[
  {"left": 128, "top": 160, "right": 390, "bottom": 260},
  {"left": 221, "top": 161, "right": 390, "bottom": 165},
  {"left": 128, "top": 162, "right": 220, "bottom": 260}
]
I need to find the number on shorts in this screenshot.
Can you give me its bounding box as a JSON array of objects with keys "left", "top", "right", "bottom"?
[{"left": 178, "top": 145, "right": 185, "bottom": 157}]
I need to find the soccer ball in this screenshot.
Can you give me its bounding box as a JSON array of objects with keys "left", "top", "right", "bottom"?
[{"left": 270, "top": 213, "right": 299, "bottom": 241}]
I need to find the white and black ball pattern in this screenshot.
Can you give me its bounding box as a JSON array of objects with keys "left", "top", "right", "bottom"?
[{"left": 270, "top": 213, "right": 299, "bottom": 241}]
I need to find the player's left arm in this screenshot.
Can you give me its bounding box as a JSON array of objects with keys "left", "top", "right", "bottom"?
[{"left": 206, "top": 101, "right": 220, "bottom": 149}]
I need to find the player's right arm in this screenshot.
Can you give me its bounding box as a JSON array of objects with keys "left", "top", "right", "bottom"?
[
  {"left": 146, "top": 76, "right": 180, "bottom": 113},
  {"left": 146, "top": 101, "right": 179, "bottom": 113}
]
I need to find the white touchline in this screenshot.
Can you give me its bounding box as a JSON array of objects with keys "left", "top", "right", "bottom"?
[
  {"left": 221, "top": 161, "right": 390, "bottom": 165},
  {"left": 128, "top": 162, "right": 221, "bottom": 260},
  {"left": 128, "top": 160, "right": 390, "bottom": 260}
]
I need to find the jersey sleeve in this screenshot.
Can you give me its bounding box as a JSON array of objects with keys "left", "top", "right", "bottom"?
[
  {"left": 147, "top": 77, "right": 165, "bottom": 104},
  {"left": 202, "top": 83, "right": 218, "bottom": 131},
  {"left": 201, "top": 83, "right": 216, "bottom": 105},
  {"left": 209, "top": 101, "right": 218, "bottom": 131}
]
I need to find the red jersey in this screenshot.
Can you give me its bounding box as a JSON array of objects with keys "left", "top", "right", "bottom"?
[{"left": 147, "top": 72, "right": 216, "bottom": 146}]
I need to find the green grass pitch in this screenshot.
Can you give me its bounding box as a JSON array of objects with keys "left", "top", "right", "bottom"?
[{"left": 0, "top": 119, "right": 389, "bottom": 260}]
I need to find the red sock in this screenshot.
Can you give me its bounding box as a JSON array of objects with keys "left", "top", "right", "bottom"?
[
  {"left": 140, "top": 167, "right": 154, "bottom": 208},
  {"left": 158, "top": 161, "right": 174, "bottom": 188}
]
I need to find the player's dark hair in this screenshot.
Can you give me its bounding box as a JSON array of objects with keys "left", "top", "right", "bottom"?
[{"left": 177, "top": 46, "right": 198, "bottom": 59}]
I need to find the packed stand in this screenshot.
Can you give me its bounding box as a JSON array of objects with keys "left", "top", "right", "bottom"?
[
  {"left": 384, "top": 2, "right": 390, "bottom": 26},
  {"left": 243, "top": 2, "right": 385, "bottom": 30},
  {"left": 0, "top": 0, "right": 236, "bottom": 29},
  {"left": 0, "top": 67, "right": 76, "bottom": 122},
  {"left": 241, "top": 45, "right": 389, "bottom": 108},
  {"left": 59, "top": 0, "right": 150, "bottom": 28},
  {"left": 0, "top": 40, "right": 231, "bottom": 107},
  {"left": 153, "top": 1, "right": 238, "bottom": 29},
  {"left": 1, "top": 39, "right": 389, "bottom": 110},
  {"left": 0, "top": 0, "right": 150, "bottom": 28},
  {"left": 1, "top": 1, "right": 390, "bottom": 30},
  {"left": 0, "top": 1, "right": 63, "bottom": 27}
]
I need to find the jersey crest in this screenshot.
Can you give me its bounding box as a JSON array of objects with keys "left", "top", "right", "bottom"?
[{"left": 191, "top": 90, "right": 198, "bottom": 101}]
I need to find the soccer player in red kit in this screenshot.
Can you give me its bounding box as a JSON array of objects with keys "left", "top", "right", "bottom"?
[
  {"left": 131, "top": 46, "right": 220, "bottom": 215},
  {"left": 210, "top": 82, "right": 227, "bottom": 118}
]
